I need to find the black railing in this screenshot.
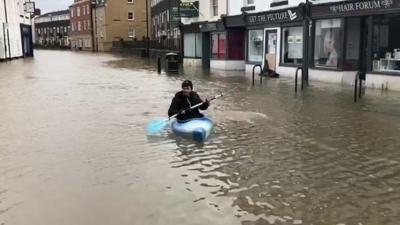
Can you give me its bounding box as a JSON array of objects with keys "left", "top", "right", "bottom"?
[
  {"left": 252, "top": 64, "right": 263, "bottom": 86},
  {"left": 295, "top": 67, "right": 303, "bottom": 93},
  {"left": 354, "top": 71, "right": 364, "bottom": 102}
]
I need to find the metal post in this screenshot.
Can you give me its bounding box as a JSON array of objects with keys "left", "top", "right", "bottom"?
[
  {"left": 157, "top": 56, "right": 161, "bottom": 74},
  {"left": 145, "top": 0, "right": 150, "bottom": 57},
  {"left": 302, "top": 0, "right": 310, "bottom": 88},
  {"left": 354, "top": 73, "right": 358, "bottom": 102}
]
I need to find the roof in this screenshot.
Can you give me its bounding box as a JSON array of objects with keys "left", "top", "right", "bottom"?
[{"left": 37, "top": 9, "right": 69, "bottom": 18}]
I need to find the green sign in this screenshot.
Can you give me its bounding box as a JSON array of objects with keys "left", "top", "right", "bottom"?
[
  {"left": 170, "top": 7, "right": 180, "bottom": 28},
  {"left": 179, "top": 1, "right": 199, "bottom": 17}
]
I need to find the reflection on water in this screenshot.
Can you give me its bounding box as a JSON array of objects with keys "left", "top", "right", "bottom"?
[{"left": 1, "top": 50, "right": 400, "bottom": 225}]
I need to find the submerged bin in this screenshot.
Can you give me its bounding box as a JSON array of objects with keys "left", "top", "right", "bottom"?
[{"left": 165, "top": 52, "right": 179, "bottom": 73}]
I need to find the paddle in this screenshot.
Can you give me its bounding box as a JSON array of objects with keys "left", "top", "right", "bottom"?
[{"left": 146, "top": 93, "right": 223, "bottom": 134}]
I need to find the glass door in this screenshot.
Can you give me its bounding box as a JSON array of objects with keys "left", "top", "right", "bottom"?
[{"left": 265, "top": 30, "right": 278, "bottom": 70}]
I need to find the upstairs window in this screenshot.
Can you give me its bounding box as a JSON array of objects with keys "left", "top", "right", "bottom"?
[{"left": 128, "top": 12, "right": 134, "bottom": 20}]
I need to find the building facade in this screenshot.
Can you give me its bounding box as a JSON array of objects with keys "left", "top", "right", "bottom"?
[
  {"left": 0, "top": 0, "right": 34, "bottom": 61},
  {"left": 34, "top": 10, "right": 70, "bottom": 48},
  {"left": 180, "top": 0, "right": 230, "bottom": 69},
  {"left": 151, "top": 0, "right": 181, "bottom": 50},
  {"left": 93, "top": 0, "right": 151, "bottom": 52},
  {"left": 69, "top": 0, "right": 93, "bottom": 51}
]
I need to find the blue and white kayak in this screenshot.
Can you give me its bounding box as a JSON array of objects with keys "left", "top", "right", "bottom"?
[{"left": 171, "top": 117, "right": 213, "bottom": 142}]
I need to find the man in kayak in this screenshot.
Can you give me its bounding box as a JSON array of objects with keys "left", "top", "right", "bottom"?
[{"left": 168, "top": 80, "right": 210, "bottom": 121}]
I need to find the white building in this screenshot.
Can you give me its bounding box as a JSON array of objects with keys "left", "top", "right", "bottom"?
[
  {"left": 225, "top": 0, "right": 400, "bottom": 91},
  {"left": 181, "top": 0, "right": 232, "bottom": 70},
  {"left": 0, "top": 0, "right": 34, "bottom": 61}
]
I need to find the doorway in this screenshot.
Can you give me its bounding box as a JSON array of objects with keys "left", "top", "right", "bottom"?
[{"left": 264, "top": 30, "right": 278, "bottom": 71}]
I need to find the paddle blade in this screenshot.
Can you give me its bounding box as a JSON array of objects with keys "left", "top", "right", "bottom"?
[{"left": 146, "top": 117, "right": 169, "bottom": 134}]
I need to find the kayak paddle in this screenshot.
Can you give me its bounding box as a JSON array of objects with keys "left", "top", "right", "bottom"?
[{"left": 146, "top": 93, "right": 223, "bottom": 134}]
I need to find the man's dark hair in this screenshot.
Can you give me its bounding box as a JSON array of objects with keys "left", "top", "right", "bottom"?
[{"left": 182, "top": 80, "right": 193, "bottom": 90}]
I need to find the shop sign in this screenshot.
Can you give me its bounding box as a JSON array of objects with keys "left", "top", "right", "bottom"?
[
  {"left": 179, "top": 1, "right": 199, "bottom": 18},
  {"left": 201, "top": 22, "right": 217, "bottom": 32},
  {"left": 312, "top": 0, "right": 400, "bottom": 17},
  {"left": 246, "top": 8, "right": 303, "bottom": 25}
]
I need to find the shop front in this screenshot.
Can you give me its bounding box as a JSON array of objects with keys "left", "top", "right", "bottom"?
[
  {"left": 181, "top": 22, "right": 204, "bottom": 67},
  {"left": 310, "top": 0, "right": 400, "bottom": 89},
  {"left": 201, "top": 19, "right": 246, "bottom": 70},
  {"left": 245, "top": 7, "right": 304, "bottom": 74}
]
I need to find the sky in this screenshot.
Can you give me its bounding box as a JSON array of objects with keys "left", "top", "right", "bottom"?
[{"left": 35, "top": 0, "right": 73, "bottom": 14}]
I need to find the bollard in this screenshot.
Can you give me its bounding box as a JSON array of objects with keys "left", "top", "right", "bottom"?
[{"left": 157, "top": 57, "right": 161, "bottom": 74}]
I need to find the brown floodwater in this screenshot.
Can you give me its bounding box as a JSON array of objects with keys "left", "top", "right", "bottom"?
[{"left": 1, "top": 50, "right": 400, "bottom": 225}]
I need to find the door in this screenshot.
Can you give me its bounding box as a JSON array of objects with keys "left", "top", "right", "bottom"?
[
  {"left": 264, "top": 30, "right": 278, "bottom": 70},
  {"left": 202, "top": 32, "right": 210, "bottom": 68}
]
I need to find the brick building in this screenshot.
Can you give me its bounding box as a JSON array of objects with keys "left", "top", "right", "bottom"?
[
  {"left": 93, "top": 0, "right": 151, "bottom": 52},
  {"left": 69, "top": 0, "right": 93, "bottom": 51}
]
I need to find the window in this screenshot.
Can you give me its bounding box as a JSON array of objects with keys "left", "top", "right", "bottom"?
[
  {"left": 83, "top": 21, "right": 87, "bottom": 30},
  {"left": 184, "top": 33, "right": 202, "bottom": 58},
  {"left": 87, "top": 5, "right": 90, "bottom": 15},
  {"left": 211, "top": 0, "right": 218, "bottom": 17},
  {"left": 212, "top": 32, "right": 226, "bottom": 59},
  {"left": 128, "top": 0, "right": 134, "bottom": 3},
  {"left": 244, "top": 0, "right": 254, "bottom": 5},
  {"left": 71, "top": 23, "right": 75, "bottom": 31},
  {"left": 77, "top": 7, "right": 80, "bottom": 17},
  {"left": 314, "top": 19, "right": 343, "bottom": 68},
  {"left": 71, "top": 8, "right": 74, "bottom": 17},
  {"left": 248, "top": 30, "right": 263, "bottom": 62},
  {"left": 87, "top": 20, "right": 91, "bottom": 29},
  {"left": 282, "top": 26, "right": 303, "bottom": 64},
  {"left": 78, "top": 21, "right": 81, "bottom": 31},
  {"left": 128, "top": 28, "right": 135, "bottom": 38},
  {"left": 128, "top": 12, "right": 134, "bottom": 20},
  {"left": 83, "top": 6, "right": 86, "bottom": 15},
  {"left": 372, "top": 15, "right": 400, "bottom": 73}
]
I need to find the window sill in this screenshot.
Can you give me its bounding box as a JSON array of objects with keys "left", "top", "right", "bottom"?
[
  {"left": 279, "top": 63, "right": 302, "bottom": 68},
  {"left": 368, "top": 71, "right": 400, "bottom": 76}
]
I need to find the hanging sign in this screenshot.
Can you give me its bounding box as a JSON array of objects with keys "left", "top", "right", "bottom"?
[
  {"left": 312, "top": 0, "right": 400, "bottom": 18},
  {"left": 179, "top": 1, "right": 199, "bottom": 17}
]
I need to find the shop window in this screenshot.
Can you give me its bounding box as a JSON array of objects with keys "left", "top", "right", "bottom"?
[
  {"left": 282, "top": 26, "right": 303, "bottom": 65},
  {"left": 228, "top": 30, "right": 244, "bottom": 60},
  {"left": 372, "top": 15, "right": 400, "bottom": 73},
  {"left": 212, "top": 32, "right": 226, "bottom": 59},
  {"left": 314, "top": 19, "right": 343, "bottom": 69},
  {"left": 184, "top": 33, "right": 202, "bottom": 58},
  {"left": 248, "top": 30, "right": 263, "bottom": 62}
]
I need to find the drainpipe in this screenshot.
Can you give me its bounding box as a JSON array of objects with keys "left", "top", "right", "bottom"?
[{"left": 3, "top": 0, "right": 11, "bottom": 59}]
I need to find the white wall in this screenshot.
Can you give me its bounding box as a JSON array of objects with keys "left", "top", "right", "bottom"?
[
  {"left": 181, "top": 0, "right": 227, "bottom": 25},
  {"left": 0, "top": 0, "right": 32, "bottom": 60},
  {"left": 228, "top": 0, "right": 305, "bottom": 16}
]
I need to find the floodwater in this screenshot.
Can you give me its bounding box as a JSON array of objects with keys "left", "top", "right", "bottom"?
[{"left": 1, "top": 50, "right": 400, "bottom": 225}]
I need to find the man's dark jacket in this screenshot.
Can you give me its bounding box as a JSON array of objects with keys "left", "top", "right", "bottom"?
[{"left": 168, "top": 91, "right": 209, "bottom": 121}]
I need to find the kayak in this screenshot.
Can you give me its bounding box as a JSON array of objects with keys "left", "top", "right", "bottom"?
[{"left": 171, "top": 117, "right": 213, "bottom": 142}]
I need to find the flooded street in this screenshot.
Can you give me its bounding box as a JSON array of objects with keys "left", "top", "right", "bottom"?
[{"left": 1, "top": 50, "right": 400, "bottom": 225}]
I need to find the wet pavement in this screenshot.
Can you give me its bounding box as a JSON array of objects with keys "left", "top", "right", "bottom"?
[{"left": 1, "top": 50, "right": 400, "bottom": 225}]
